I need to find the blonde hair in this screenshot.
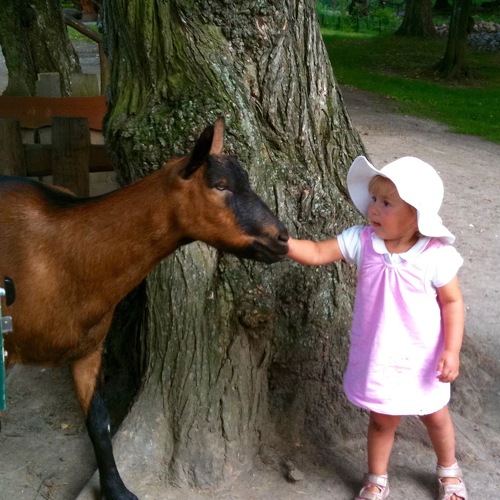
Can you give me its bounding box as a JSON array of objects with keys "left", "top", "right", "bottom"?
[{"left": 368, "top": 175, "right": 396, "bottom": 194}]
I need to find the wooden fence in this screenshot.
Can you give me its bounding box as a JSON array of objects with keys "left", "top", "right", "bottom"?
[{"left": 0, "top": 96, "right": 113, "bottom": 196}]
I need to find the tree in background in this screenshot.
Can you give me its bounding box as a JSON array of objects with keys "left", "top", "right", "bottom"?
[
  {"left": 0, "top": 0, "right": 80, "bottom": 96},
  {"left": 433, "top": 0, "right": 452, "bottom": 14},
  {"left": 435, "top": 0, "right": 473, "bottom": 78},
  {"left": 349, "top": 0, "right": 370, "bottom": 16},
  {"left": 100, "top": 0, "right": 365, "bottom": 492},
  {"left": 396, "top": 0, "right": 438, "bottom": 36}
]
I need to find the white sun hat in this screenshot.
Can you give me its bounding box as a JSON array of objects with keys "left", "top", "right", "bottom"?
[{"left": 347, "top": 155, "right": 455, "bottom": 244}]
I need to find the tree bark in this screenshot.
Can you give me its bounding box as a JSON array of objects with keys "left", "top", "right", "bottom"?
[
  {"left": 0, "top": 0, "right": 81, "bottom": 96},
  {"left": 435, "top": 0, "right": 472, "bottom": 79},
  {"left": 396, "top": 0, "right": 437, "bottom": 37},
  {"left": 102, "top": 0, "right": 365, "bottom": 488}
]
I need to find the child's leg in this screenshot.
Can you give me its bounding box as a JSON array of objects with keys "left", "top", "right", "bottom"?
[
  {"left": 419, "top": 405, "right": 456, "bottom": 466},
  {"left": 419, "top": 405, "right": 466, "bottom": 499},
  {"left": 367, "top": 411, "right": 401, "bottom": 474},
  {"left": 359, "top": 411, "right": 400, "bottom": 496}
]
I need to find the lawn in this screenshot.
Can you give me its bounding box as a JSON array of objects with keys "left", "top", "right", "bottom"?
[{"left": 322, "top": 30, "right": 500, "bottom": 144}]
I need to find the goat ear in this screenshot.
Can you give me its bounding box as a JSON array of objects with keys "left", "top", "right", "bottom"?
[
  {"left": 209, "top": 117, "right": 225, "bottom": 155},
  {"left": 182, "top": 117, "right": 225, "bottom": 179}
]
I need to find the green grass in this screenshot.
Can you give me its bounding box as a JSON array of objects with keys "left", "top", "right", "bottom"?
[
  {"left": 67, "top": 25, "right": 99, "bottom": 42},
  {"left": 322, "top": 30, "right": 500, "bottom": 143}
]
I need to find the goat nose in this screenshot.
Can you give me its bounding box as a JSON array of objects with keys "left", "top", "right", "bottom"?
[{"left": 278, "top": 227, "right": 289, "bottom": 242}]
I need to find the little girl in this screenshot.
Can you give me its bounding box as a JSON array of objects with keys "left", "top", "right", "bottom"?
[{"left": 288, "top": 156, "right": 467, "bottom": 500}]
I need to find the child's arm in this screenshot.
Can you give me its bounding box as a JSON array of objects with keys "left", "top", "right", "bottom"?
[
  {"left": 287, "top": 237, "right": 344, "bottom": 266},
  {"left": 436, "top": 275, "right": 465, "bottom": 383}
]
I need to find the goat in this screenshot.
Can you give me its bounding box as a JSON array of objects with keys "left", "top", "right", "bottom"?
[{"left": 0, "top": 118, "right": 289, "bottom": 499}]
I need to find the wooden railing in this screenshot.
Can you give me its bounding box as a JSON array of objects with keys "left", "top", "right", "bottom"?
[
  {"left": 63, "top": 13, "right": 109, "bottom": 95},
  {"left": 0, "top": 96, "right": 113, "bottom": 197}
]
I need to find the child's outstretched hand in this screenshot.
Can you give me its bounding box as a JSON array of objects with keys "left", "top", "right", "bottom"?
[
  {"left": 287, "top": 237, "right": 343, "bottom": 266},
  {"left": 436, "top": 350, "right": 460, "bottom": 383}
]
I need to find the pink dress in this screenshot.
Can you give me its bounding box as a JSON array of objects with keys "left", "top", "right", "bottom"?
[{"left": 339, "top": 226, "right": 463, "bottom": 416}]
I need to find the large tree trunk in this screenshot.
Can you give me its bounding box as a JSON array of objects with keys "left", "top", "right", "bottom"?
[
  {"left": 396, "top": 0, "right": 437, "bottom": 37},
  {"left": 102, "top": 0, "right": 365, "bottom": 490},
  {"left": 0, "top": 0, "right": 81, "bottom": 96},
  {"left": 435, "top": 0, "right": 472, "bottom": 79}
]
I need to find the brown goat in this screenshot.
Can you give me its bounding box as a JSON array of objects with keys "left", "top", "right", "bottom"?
[{"left": 0, "top": 118, "right": 289, "bottom": 499}]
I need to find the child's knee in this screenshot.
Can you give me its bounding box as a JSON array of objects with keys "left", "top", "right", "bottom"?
[
  {"left": 419, "top": 406, "right": 452, "bottom": 429},
  {"left": 369, "top": 412, "right": 400, "bottom": 432}
]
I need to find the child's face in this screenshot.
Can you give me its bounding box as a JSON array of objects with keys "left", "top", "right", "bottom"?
[{"left": 367, "top": 177, "right": 418, "bottom": 245}]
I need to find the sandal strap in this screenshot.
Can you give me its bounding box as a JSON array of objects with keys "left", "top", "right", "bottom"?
[
  {"left": 355, "top": 473, "right": 390, "bottom": 500},
  {"left": 356, "top": 491, "right": 386, "bottom": 500},
  {"left": 363, "top": 473, "right": 389, "bottom": 488},
  {"left": 437, "top": 463, "right": 468, "bottom": 500},
  {"left": 436, "top": 463, "right": 463, "bottom": 480},
  {"left": 438, "top": 481, "right": 468, "bottom": 500}
]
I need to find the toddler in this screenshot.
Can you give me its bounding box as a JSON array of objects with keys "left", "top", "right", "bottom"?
[{"left": 288, "top": 156, "right": 467, "bottom": 500}]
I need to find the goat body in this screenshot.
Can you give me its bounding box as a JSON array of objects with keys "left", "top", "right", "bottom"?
[{"left": 0, "top": 118, "right": 288, "bottom": 499}]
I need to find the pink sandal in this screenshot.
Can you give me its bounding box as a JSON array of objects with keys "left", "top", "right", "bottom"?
[
  {"left": 355, "top": 473, "right": 390, "bottom": 500},
  {"left": 437, "top": 463, "right": 468, "bottom": 500}
]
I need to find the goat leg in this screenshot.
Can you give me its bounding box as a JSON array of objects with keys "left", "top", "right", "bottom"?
[
  {"left": 87, "top": 390, "right": 138, "bottom": 500},
  {"left": 72, "top": 346, "right": 137, "bottom": 499}
]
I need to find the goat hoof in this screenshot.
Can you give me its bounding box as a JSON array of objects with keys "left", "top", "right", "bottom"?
[
  {"left": 102, "top": 490, "right": 138, "bottom": 500},
  {"left": 101, "top": 479, "right": 138, "bottom": 500}
]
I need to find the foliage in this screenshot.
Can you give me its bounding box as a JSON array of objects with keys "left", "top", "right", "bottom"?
[
  {"left": 322, "top": 31, "right": 500, "bottom": 143},
  {"left": 316, "top": 1, "right": 500, "bottom": 33},
  {"left": 316, "top": 2, "right": 402, "bottom": 33}
]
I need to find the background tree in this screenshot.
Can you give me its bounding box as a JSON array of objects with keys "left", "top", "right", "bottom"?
[
  {"left": 435, "top": 0, "right": 473, "bottom": 78},
  {"left": 0, "top": 0, "right": 81, "bottom": 96},
  {"left": 396, "top": 0, "right": 438, "bottom": 37},
  {"left": 433, "top": 0, "right": 452, "bottom": 14},
  {"left": 349, "top": 0, "right": 370, "bottom": 16},
  {"left": 101, "top": 0, "right": 365, "bottom": 490}
]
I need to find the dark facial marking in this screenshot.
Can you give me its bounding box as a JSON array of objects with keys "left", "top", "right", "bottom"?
[{"left": 205, "top": 156, "right": 277, "bottom": 236}]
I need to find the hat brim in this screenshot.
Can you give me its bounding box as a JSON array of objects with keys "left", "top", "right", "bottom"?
[
  {"left": 418, "top": 213, "right": 455, "bottom": 244},
  {"left": 347, "top": 156, "right": 381, "bottom": 216}
]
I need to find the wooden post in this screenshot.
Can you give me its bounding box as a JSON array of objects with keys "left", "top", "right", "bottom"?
[
  {"left": 52, "top": 117, "right": 90, "bottom": 196},
  {"left": 0, "top": 119, "right": 27, "bottom": 176}
]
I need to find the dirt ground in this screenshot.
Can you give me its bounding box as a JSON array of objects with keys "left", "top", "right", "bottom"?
[{"left": 1, "top": 44, "right": 499, "bottom": 499}]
